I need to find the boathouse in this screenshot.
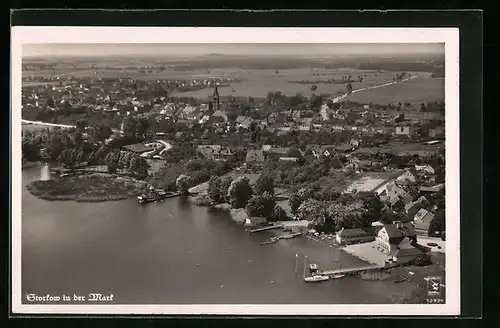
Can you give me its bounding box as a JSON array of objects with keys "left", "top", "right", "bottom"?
[
  {"left": 335, "top": 227, "right": 375, "bottom": 245},
  {"left": 245, "top": 217, "right": 267, "bottom": 227}
]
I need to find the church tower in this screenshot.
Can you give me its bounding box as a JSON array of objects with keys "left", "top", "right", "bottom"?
[{"left": 212, "top": 86, "right": 220, "bottom": 112}]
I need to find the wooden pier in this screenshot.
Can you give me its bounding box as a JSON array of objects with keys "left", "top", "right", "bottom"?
[
  {"left": 249, "top": 224, "right": 283, "bottom": 233},
  {"left": 319, "top": 264, "right": 381, "bottom": 277}
]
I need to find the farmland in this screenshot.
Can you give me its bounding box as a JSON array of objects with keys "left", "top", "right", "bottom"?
[
  {"left": 22, "top": 55, "right": 444, "bottom": 104},
  {"left": 22, "top": 123, "right": 54, "bottom": 132},
  {"left": 345, "top": 76, "right": 444, "bottom": 105}
]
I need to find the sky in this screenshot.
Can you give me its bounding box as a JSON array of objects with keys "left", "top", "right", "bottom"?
[{"left": 23, "top": 43, "right": 444, "bottom": 58}]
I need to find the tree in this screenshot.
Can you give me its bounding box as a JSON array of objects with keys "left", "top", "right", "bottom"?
[
  {"left": 87, "top": 151, "right": 98, "bottom": 165},
  {"left": 346, "top": 83, "right": 353, "bottom": 93},
  {"left": 118, "top": 151, "right": 133, "bottom": 169},
  {"left": 129, "top": 156, "right": 150, "bottom": 178},
  {"left": 219, "top": 177, "right": 234, "bottom": 203},
  {"left": 273, "top": 205, "right": 289, "bottom": 221},
  {"left": 57, "top": 148, "right": 78, "bottom": 168},
  {"left": 123, "top": 116, "right": 138, "bottom": 138},
  {"left": 255, "top": 173, "right": 275, "bottom": 195},
  {"left": 227, "top": 111, "right": 238, "bottom": 122},
  {"left": 176, "top": 174, "right": 192, "bottom": 195},
  {"left": 94, "top": 145, "right": 109, "bottom": 165},
  {"left": 309, "top": 94, "right": 323, "bottom": 111},
  {"left": 380, "top": 207, "right": 397, "bottom": 224},
  {"left": 208, "top": 176, "right": 223, "bottom": 203},
  {"left": 434, "top": 188, "right": 445, "bottom": 211},
  {"left": 22, "top": 137, "right": 41, "bottom": 161},
  {"left": 47, "top": 97, "right": 55, "bottom": 108},
  {"left": 228, "top": 176, "right": 253, "bottom": 209},
  {"left": 91, "top": 124, "right": 113, "bottom": 142},
  {"left": 297, "top": 198, "right": 327, "bottom": 225},
  {"left": 428, "top": 209, "right": 445, "bottom": 237},
  {"left": 104, "top": 151, "right": 120, "bottom": 173},
  {"left": 76, "top": 119, "right": 88, "bottom": 132},
  {"left": 310, "top": 84, "right": 318, "bottom": 92},
  {"left": 356, "top": 192, "right": 383, "bottom": 224},
  {"left": 326, "top": 200, "right": 365, "bottom": 231},
  {"left": 136, "top": 117, "right": 150, "bottom": 139},
  {"left": 245, "top": 192, "right": 276, "bottom": 219}
]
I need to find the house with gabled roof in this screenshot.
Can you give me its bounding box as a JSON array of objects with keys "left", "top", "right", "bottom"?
[
  {"left": 419, "top": 183, "right": 445, "bottom": 193},
  {"left": 413, "top": 208, "right": 435, "bottom": 234},
  {"left": 236, "top": 116, "right": 253, "bottom": 129},
  {"left": 212, "top": 110, "right": 228, "bottom": 122},
  {"left": 266, "top": 147, "right": 291, "bottom": 156},
  {"left": 396, "top": 169, "right": 418, "bottom": 184},
  {"left": 246, "top": 149, "right": 265, "bottom": 166},
  {"left": 376, "top": 180, "right": 406, "bottom": 204},
  {"left": 336, "top": 144, "right": 354, "bottom": 153},
  {"left": 375, "top": 221, "right": 417, "bottom": 255},
  {"left": 405, "top": 195, "right": 430, "bottom": 219},
  {"left": 415, "top": 164, "right": 436, "bottom": 175},
  {"left": 279, "top": 157, "right": 299, "bottom": 163}
]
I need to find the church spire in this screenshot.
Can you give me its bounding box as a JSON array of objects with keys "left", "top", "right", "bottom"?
[{"left": 212, "top": 86, "right": 220, "bottom": 111}]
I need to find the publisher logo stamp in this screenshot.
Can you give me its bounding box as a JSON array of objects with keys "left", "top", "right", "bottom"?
[{"left": 425, "top": 276, "right": 444, "bottom": 304}]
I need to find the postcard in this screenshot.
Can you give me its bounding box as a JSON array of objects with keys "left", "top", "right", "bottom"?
[{"left": 11, "top": 26, "right": 460, "bottom": 316}]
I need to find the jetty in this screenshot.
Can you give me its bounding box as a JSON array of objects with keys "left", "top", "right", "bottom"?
[
  {"left": 249, "top": 224, "right": 283, "bottom": 233},
  {"left": 259, "top": 232, "right": 302, "bottom": 246},
  {"left": 318, "top": 264, "right": 381, "bottom": 277}
]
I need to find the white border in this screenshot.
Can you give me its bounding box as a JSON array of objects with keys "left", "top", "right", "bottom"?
[{"left": 11, "top": 27, "right": 460, "bottom": 316}]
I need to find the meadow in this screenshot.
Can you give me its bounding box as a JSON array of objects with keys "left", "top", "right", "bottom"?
[
  {"left": 345, "top": 77, "right": 445, "bottom": 105},
  {"left": 22, "top": 59, "right": 444, "bottom": 104},
  {"left": 22, "top": 123, "right": 54, "bottom": 132}
]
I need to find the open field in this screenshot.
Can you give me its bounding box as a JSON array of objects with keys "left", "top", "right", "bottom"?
[
  {"left": 22, "top": 81, "right": 62, "bottom": 87},
  {"left": 344, "top": 171, "right": 402, "bottom": 193},
  {"left": 22, "top": 123, "right": 54, "bottom": 132},
  {"left": 22, "top": 63, "right": 440, "bottom": 102},
  {"left": 345, "top": 77, "right": 444, "bottom": 105}
]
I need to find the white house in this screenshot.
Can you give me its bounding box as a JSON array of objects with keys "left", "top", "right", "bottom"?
[
  {"left": 335, "top": 228, "right": 375, "bottom": 245},
  {"left": 413, "top": 208, "right": 435, "bottom": 233},
  {"left": 396, "top": 169, "right": 417, "bottom": 184},
  {"left": 245, "top": 217, "right": 267, "bottom": 227},
  {"left": 415, "top": 164, "right": 436, "bottom": 175},
  {"left": 375, "top": 222, "right": 418, "bottom": 256},
  {"left": 375, "top": 181, "right": 406, "bottom": 202}
]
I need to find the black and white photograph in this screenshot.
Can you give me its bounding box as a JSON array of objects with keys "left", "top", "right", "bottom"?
[{"left": 11, "top": 27, "right": 460, "bottom": 315}]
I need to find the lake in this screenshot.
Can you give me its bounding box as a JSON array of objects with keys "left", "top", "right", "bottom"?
[{"left": 21, "top": 165, "right": 413, "bottom": 304}]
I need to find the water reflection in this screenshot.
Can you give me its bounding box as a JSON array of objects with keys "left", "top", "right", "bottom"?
[{"left": 39, "top": 164, "right": 51, "bottom": 181}]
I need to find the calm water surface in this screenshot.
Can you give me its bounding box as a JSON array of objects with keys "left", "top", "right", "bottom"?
[{"left": 22, "top": 165, "right": 412, "bottom": 304}]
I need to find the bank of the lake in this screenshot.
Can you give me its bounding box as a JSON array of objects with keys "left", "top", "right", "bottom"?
[{"left": 26, "top": 173, "right": 148, "bottom": 202}]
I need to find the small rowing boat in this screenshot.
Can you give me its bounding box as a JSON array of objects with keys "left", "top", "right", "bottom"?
[{"left": 304, "top": 274, "right": 330, "bottom": 283}]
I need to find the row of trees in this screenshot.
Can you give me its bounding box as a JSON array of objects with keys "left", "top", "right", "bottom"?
[
  {"left": 22, "top": 125, "right": 151, "bottom": 179},
  {"left": 288, "top": 183, "right": 384, "bottom": 232},
  {"left": 206, "top": 174, "right": 289, "bottom": 222},
  {"left": 56, "top": 146, "right": 150, "bottom": 178}
]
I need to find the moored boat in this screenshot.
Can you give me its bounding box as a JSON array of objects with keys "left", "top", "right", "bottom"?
[
  {"left": 331, "top": 273, "right": 346, "bottom": 279},
  {"left": 137, "top": 188, "right": 176, "bottom": 204},
  {"left": 304, "top": 274, "right": 330, "bottom": 283}
]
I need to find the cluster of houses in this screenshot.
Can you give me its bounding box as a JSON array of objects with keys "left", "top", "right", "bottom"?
[
  {"left": 328, "top": 164, "right": 445, "bottom": 264},
  {"left": 335, "top": 221, "right": 432, "bottom": 265},
  {"left": 24, "top": 81, "right": 445, "bottom": 139}
]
